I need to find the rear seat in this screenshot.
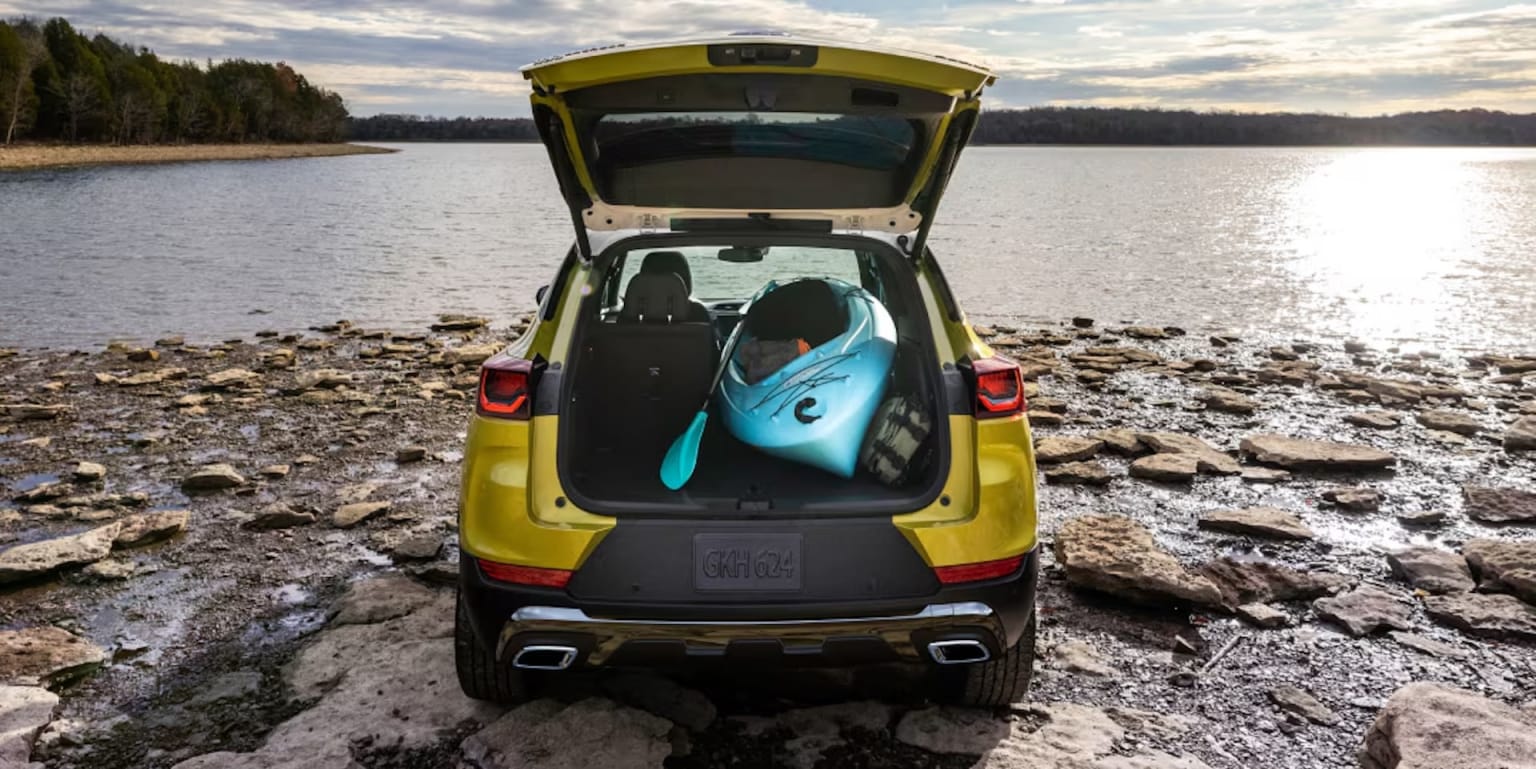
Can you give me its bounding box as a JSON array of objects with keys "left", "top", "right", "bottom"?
[{"left": 576, "top": 271, "right": 718, "bottom": 459}]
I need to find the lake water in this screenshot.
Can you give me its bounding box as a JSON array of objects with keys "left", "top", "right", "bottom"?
[{"left": 3, "top": 144, "right": 1535, "bottom": 351}]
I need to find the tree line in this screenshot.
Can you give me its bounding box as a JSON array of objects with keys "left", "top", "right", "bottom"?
[
  {"left": 348, "top": 107, "right": 1536, "bottom": 147},
  {"left": 0, "top": 16, "right": 348, "bottom": 145}
]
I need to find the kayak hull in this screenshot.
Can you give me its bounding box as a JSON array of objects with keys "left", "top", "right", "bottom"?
[{"left": 718, "top": 279, "right": 897, "bottom": 478}]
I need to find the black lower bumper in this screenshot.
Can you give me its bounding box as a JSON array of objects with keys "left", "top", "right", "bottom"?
[{"left": 459, "top": 539, "right": 1038, "bottom": 669}]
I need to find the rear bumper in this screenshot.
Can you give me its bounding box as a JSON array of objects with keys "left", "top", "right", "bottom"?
[{"left": 460, "top": 544, "right": 1038, "bottom": 669}]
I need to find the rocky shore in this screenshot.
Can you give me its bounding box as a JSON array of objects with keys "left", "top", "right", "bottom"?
[
  {"left": 1, "top": 314, "right": 1534, "bottom": 768},
  {"left": 0, "top": 143, "right": 395, "bottom": 171}
]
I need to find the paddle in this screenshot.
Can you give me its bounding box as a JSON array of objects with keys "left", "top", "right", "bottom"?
[{"left": 660, "top": 316, "right": 750, "bottom": 491}]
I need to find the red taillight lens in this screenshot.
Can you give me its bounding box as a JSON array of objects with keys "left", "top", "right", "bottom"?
[
  {"left": 934, "top": 555, "right": 1024, "bottom": 585},
  {"left": 477, "top": 357, "right": 532, "bottom": 419},
  {"left": 972, "top": 357, "right": 1025, "bottom": 418},
  {"left": 477, "top": 559, "right": 572, "bottom": 588}
]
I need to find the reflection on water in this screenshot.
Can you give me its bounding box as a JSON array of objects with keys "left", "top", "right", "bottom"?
[{"left": 2, "top": 144, "right": 1534, "bottom": 351}]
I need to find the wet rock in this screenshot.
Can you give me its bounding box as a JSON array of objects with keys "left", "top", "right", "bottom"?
[
  {"left": 601, "top": 672, "right": 716, "bottom": 731},
  {"left": 1, "top": 405, "right": 71, "bottom": 421},
  {"left": 1388, "top": 631, "right": 1468, "bottom": 659},
  {"left": 1462, "top": 539, "right": 1536, "bottom": 604},
  {"left": 1269, "top": 685, "right": 1336, "bottom": 725},
  {"left": 186, "top": 671, "right": 264, "bottom": 707},
  {"left": 1386, "top": 547, "right": 1474, "bottom": 594},
  {"left": 0, "top": 628, "right": 107, "bottom": 688},
  {"left": 1052, "top": 641, "right": 1113, "bottom": 676},
  {"left": 1040, "top": 457, "right": 1113, "bottom": 486},
  {"left": 1321, "top": 486, "right": 1382, "bottom": 512},
  {"left": 1360, "top": 683, "right": 1536, "bottom": 769},
  {"left": 1504, "top": 416, "right": 1536, "bottom": 451},
  {"left": 1239, "top": 433, "right": 1395, "bottom": 471},
  {"left": 1136, "top": 431, "right": 1242, "bottom": 475},
  {"left": 173, "top": 593, "right": 502, "bottom": 768},
  {"left": 1055, "top": 515, "right": 1222, "bottom": 608},
  {"left": 461, "top": 698, "right": 672, "bottom": 769},
  {"left": 0, "top": 685, "right": 58, "bottom": 765},
  {"left": 1201, "top": 388, "right": 1258, "bottom": 414},
  {"left": 1236, "top": 603, "right": 1291, "bottom": 629},
  {"left": 1198, "top": 557, "right": 1349, "bottom": 608},
  {"left": 389, "top": 533, "right": 442, "bottom": 562},
  {"left": 1422, "top": 592, "right": 1536, "bottom": 641},
  {"left": 332, "top": 500, "right": 390, "bottom": 528},
  {"left": 972, "top": 703, "right": 1209, "bottom": 768},
  {"left": 330, "top": 574, "right": 436, "bottom": 625},
  {"left": 1416, "top": 409, "right": 1483, "bottom": 436},
  {"left": 180, "top": 463, "right": 246, "bottom": 492},
  {"left": 70, "top": 462, "right": 104, "bottom": 483},
  {"left": 203, "top": 368, "right": 260, "bottom": 389},
  {"left": 1345, "top": 412, "right": 1400, "bottom": 429},
  {"left": 242, "top": 503, "right": 315, "bottom": 530},
  {"left": 1461, "top": 485, "right": 1536, "bottom": 523},
  {"left": 396, "top": 445, "right": 428, "bottom": 463},
  {"left": 0, "top": 524, "right": 121, "bottom": 584},
  {"left": 81, "top": 559, "right": 136, "bottom": 581},
  {"left": 1313, "top": 586, "right": 1413, "bottom": 637},
  {"left": 1092, "top": 428, "right": 1146, "bottom": 456},
  {"left": 1034, "top": 436, "right": 1103, "bottom": 464},
  {"left": 257, "top": 464, "right": 290, "bottom": 479},
  {"left": 1198, "top": 507, "right": 1313, "bottom": 541},
  {"left": 113, "top": 510, "right": 189, "bottom": 549},
  {"left": 1129, "top": 454, "right": 1200, "bottom": 483},
  {"left": 895, "top": 706, "right": 1009, "bottom": 754}
]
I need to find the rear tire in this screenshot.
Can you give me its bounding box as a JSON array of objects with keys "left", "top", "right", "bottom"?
[
  {"left": 454, "top": 589, "right": 530, "bottom": 704},
  {"left": 930, "top": 613, "right": 1036, "bottom": 708}
]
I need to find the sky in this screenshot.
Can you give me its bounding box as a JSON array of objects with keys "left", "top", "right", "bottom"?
[{"left": 3, "top": 1, "right": 1535, "bottom": 118}]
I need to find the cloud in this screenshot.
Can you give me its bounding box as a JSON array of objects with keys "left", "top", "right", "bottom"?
[{"left": 2, "top": 0, "right": 1533, "bottom": 116}]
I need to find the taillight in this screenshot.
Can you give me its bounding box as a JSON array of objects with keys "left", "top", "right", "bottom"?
[
  {"left": 477, "top": 559, "right": 572, "bottom": 588},
  {"left": 934, "top": 555, "right": 1024, "bottom": 585},
  {"left": 972, "top": 356, "right": 1025, "bottom": 418},
  {"left": 477, "top": 357, "right": 533, "bottom": 419}
]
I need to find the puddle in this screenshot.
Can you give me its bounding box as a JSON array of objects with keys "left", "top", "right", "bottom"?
[
  {"left": 271, "top": 583, "right": 313, "bottom": 606},
  {"left": 239, "top": 608, "right": 330, "bottom": 648},
  {"left": 12, "top": 472, "right": 60, "bottom": 492}
]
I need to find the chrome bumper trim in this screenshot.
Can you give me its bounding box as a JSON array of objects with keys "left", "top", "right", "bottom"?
[{"left": 498, "top": 601, "right": 1002, "bottom": 665}]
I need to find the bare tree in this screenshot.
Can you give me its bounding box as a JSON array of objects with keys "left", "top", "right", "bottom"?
[
  {"left": 56, "top": 70, "right": 101, "bottom": 141},
  {"left": 1, "top": 25, "right": 47, "bottom": 144}
]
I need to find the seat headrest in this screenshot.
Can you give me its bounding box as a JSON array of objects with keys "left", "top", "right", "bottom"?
[
  {"left": 640, "top": 251, "right": 693, "bottom": 293},
  {"left": 620, "top": 271, "right": 692, "bottom": 323},
  {"left": 745, "top": 279, "right": 846, "bottom": 347}
]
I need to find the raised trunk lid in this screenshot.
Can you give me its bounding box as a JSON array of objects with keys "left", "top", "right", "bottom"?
[{"left": 522, "top": 35, "right": 992, "bottom": 259}]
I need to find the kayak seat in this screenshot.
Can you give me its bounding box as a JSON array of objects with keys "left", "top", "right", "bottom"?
[
  {"left": 745, "top": 279, "right": 846, "bottom": 348},
  {"left": 639, "top": 251, "right": 711, "bottom": 323}
]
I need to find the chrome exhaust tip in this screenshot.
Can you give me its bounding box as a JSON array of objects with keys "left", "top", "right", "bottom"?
[
  {"left": 927, "top": 639, "right": 991, "bottom": 665},
  {"left": 511, "top": 645, "right": 578, "bottom": 671}
]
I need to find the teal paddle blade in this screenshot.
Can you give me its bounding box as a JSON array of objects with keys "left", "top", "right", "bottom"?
[{"left": 660, "top": 410, "right": 710, "bottom": 490}]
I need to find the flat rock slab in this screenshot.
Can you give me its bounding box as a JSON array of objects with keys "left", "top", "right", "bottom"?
[
  {"left": 332, "top": 501, "right": 390, "bottom": 528},
  {"left": 1386, "top": 547, "right": 1475, "bottom": 594},
  {"left": 180, "top": 464, "right": 245, "bottom": 492},
  {"left": 1135, "top": 432, "right": 1241, "bottom": 475},
  {"left": 601, "top": 672, "right": 716, "bottom": 732},
  {"left": 1423, "top": 592, "right": 1536, "bottom": 641},
  {"left": 0, "top": 524, "right": 121, "bottom": 584},
  {"left": 460, "top": 698, "right": 672, "bottom": 769},
  {"left": 972, "top": 703, "right": 1210, "bottom": 769},
  {"left": 1055, "top": 515, "right": 1223, "bottom": 608},
  {"left": 1505, "top": 415, "right": 1536, "bottom": 451},
  {"left": 1360, "top": 682, "right": 1536, "bottom": 769},
  {"left": 113, "top": 510, "right": 189, "bottom": 548},
  {"left": 1236, "top": 603, "right": 1291, "bottom": 629},
  {"left": 1202, "top": 388, "right": 1258, "bottom": 414},
  {"left": 1322, "top": 486, "right": 1382, "bottom": 512},
  {"left": 1415, "top": 409, "right": 1483, "bottom": 436},
  {"left": 1313, "top": 586, "right": 1412, "bottom": 637},
  {"left": 0, "top": 685, "right": 58, "bottom": 765},
  {"left": 1345, "top": 412, "right": 1400, "bottom": 430},
  {"left": 1239, "top": 434, "right": 1395, "bottom": 471},
  {"left": 330, "top": 574, "right": 437, "bottom": 626},
  {"left": 1198, "top": 507, "right": 1314, "bottom": 540},
  {"left": 1093, "top": 428, "right": 1146, "bottom": 455},
  {"left": 0, "top": 627, "right": 107, "bottom": 689},
  {"left": 241, "top": 504, "right": 316, "bottom": 530},
  {"left": 895, "top": 706, "right": 1010, "bottom": 754},
  {"left": 1034, "top": 436, "right": 1104, "bottom": 464},
  {"left": 1129, "top": 454, "right": 1200, "bottom": 483},
  {"left": 1462, "top": 539, "right": 1536, "bottom": 604},
  {"left": 1043, "top": 461, "right": 1113, "bottom": 486},
  {"left": 1462, "top": 486, "right": 1536, "bottom": 523},
  {"left": 1269, "top": 684, "right": 1337, "bottom": 725},
  {"left": 1198, "top": 557, "right": 1349, "bottom": 609}
]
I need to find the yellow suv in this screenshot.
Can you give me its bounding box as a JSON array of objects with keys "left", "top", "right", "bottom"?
[{"left": 455, "top": 35, "right": 1039, "bottom": 707}]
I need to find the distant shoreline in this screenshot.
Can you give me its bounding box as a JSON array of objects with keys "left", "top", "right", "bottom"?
[{"left": 0, "top": 143, "right": 397, "bottom": 171}]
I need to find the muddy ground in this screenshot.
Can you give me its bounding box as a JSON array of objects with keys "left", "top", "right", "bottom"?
[{"left": 1, "top": 315, "right": 1533, "bottom": 768}]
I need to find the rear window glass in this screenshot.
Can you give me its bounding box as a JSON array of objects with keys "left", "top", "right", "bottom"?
[
  {"left": 594, "top": 112, "right": 918, "bottom": 171},
  {"left": 615, "top": 246, "right": 864, "bottom": 303}
]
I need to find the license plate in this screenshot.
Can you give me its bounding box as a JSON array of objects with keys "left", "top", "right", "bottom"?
[{"left": 693, "top": 534, "right": 803, "bottom": 591}]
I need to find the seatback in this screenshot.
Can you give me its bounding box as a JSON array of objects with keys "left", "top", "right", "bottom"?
[
  {"left": 620, "top": 271, "right": 694, "bottom": 323},
  {"left": 639, "top": 251, "right": 711, "bottom": 322}
]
